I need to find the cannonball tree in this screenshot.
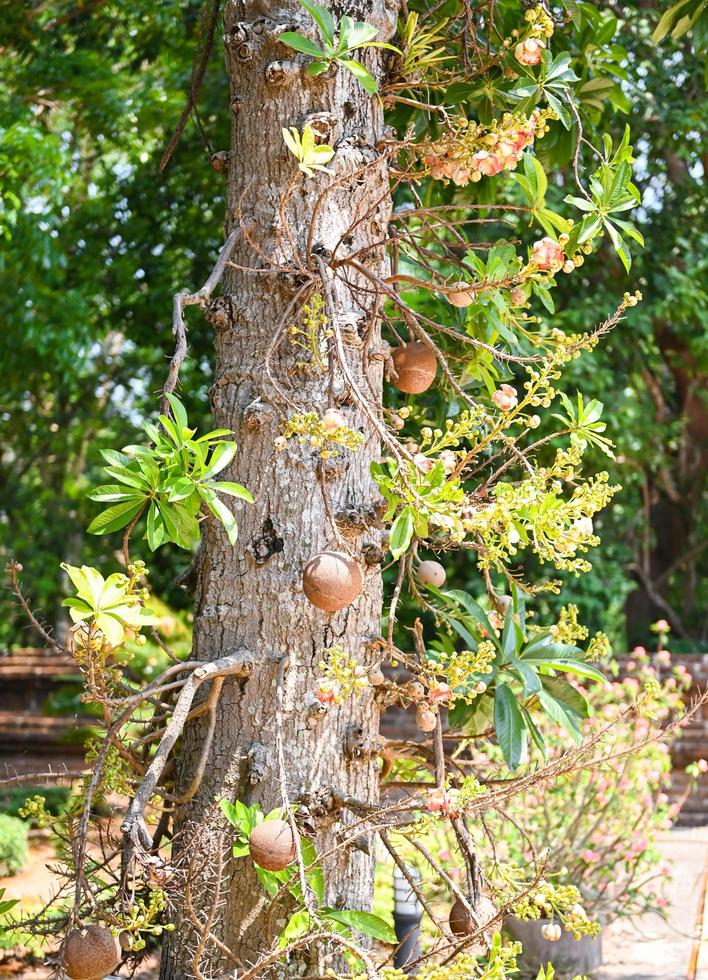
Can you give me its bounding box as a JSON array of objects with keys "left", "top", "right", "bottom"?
[{"left": 3, "top": 2, "right": 688, "bottom": 979}]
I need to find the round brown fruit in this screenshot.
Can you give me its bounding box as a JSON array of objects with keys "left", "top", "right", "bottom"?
[
  {"left": 248, "top": 819, "right": 297, "bottom": 871},
  {"left": 302, "top": 551, "right": 363, "bottom": 612},
  {"left": 446, "top": 282, "right": 475, "bottom": 308},
  {"left": 416, "top": 703, "right": 437, "bottom": 732},
  {"left": 64, "top": 924, "right": 121, "bottom": 980},
  {"left": 417, "top": 560, "right": 446, "bottom": 588},
  {"left": 449, "top": 895, "right": 497, "bottom": 937},
  {"left": 391, "top": 343, "right": 437, "bottom": 394}
]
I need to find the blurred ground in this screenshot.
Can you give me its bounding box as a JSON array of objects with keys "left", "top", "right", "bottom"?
[
  {"left": 2, "top": 827, "right": 707, "bottom": 978},
  {"left": 596, "top": 826, "right": 708, "bottom": 980}
]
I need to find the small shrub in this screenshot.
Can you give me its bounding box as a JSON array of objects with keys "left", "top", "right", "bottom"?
[{"left": 0, "top": 814, "right": 29, "bottom": 877}]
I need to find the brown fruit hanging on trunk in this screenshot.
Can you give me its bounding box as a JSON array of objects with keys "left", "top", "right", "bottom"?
[
  {"left": 64, "top": 924, "right": 121, "bottom": 980},
  {"left": 302, "top": 551, "right": 363, "bottom": 611},
  {"left": 391, "top": 342, "right": 437, "bottom": 394},
  {"left": 248, "top": 818, "right": 297, "bottom": 871}
]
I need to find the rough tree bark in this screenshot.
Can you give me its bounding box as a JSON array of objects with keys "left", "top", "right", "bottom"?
[{"left": 162, "top": 2, "right": 398, "bottom": 976}]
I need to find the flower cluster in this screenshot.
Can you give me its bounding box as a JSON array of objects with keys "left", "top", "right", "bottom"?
[
  {"left": 425, "top": 644, "right": 495, "bottom": 702},
  {"left": 550, "top": 604, "right": 589, "bottom": 644},
  {"left": 513, "top": 4, "right": 555, "bottom": 65},
  {"left": 289, "top": 292, "right": 331, "bottom": 372},
  {"left": 465, "top": 445, "right": 619, "bottom": 574},
  {"left": 314, "top": 645, "right": 368, "bottom": 706},
  {"left": 109, "top": 888, "right": 174, "bottom": 951},
  {"left": 280, "top": 409, "right": 365, "bottom": 458},
  {"left": 505, "top": 874, "right": 600, "bottom": 940},
  {"left": 379, "top": 933, "right": 523, "bottom": 980},
  {"left": 420, "top": 109, "right": 553, "bottom": 186}
]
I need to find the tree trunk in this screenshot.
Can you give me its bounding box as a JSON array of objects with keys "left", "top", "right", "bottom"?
[{"left": 162, "top": 2, "right": 397, "bottom": 975}]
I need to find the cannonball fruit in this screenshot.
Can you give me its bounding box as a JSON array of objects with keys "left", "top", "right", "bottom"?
[
  {"left": 248, "top": 819, "right": 297, "bottom": 871},
  {"left": 416, "top": 703, "right": 437, "bottom": 732},
  {"left": 64, "top": 924, "right": 121, "bottom": 980},
  {"left": 405, "top": 680, "right": 425, "bottom": 702},
  {"left": 449, "top": 895, "right": 497, "bottom": 937},
  {"left": 302, "top": 551, "right": 363, "bottom": 612},
  {"left": 391, "top": 343, "right": 438, "bottom": 394},
  {"left": 446, "top": 282, "right": 475, "bottom": 308},
  {"left": 417, "top": 560, "right": 446, "bottom": 588}
]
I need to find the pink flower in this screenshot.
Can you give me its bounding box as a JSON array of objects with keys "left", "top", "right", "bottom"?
[
  {"left": 426, "top": 788, "right": 461, "bottom": 818},
  {"left": 655, "top": 619, "right": 670, "bottom": 632},
  {"left": 314, "top": 679, "right": 341, "bottom": 705},
  {"left": 413, "top": 453, "right": 434, "bottom": 474},
  {"left": 428, "top": 681, "right": 452, "bottom": 704},
  {"left": 496, "top": 138, "right": 522, "bottom": 168},
  {"left": 444, "top": 161, "right": 471, "bottom": 186},
  {"left": 632, "top": 645, "right": 647, "bottom": 656},
  {"left": 515, "top": 38, "right": 545, "bottom": 66},
  {"left": 492, "top": 383, "right": 518, "bottom": 412},
  {"left": 580, "top": 849, "right": 600, "bottom": 863},
  {"left": 657, "top": 897, "right": 668, "bottom": 908},
  {"left": 532, "top": 236, "right": 564, "bottom": 271},
  {"left": 472, "top": 150, "right": 504, "bottom": 177},
  {"left": 698, "top": 759, "right": 708, "bottom": 773},
  {"left": 439, "top": 450, "right": 457, "bottom": 474},
  {"left": 321, "top": 408, "right": 347, "bottom": 435}
]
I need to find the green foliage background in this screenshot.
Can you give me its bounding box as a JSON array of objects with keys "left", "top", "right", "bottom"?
[{"left": 0, "top": 0, "right": 705, "bottom": 651}]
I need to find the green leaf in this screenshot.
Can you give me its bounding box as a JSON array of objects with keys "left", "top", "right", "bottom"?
[
  {"left": 652, "top": 0, "right": 692, "bottom": 43},
  {"left": 322, "top": 909, "right": 397, "bottom": 944},
  {"left": 389, "top": 507, "right": 414, "bottom": 558},
  {"left": 540, "top": 675, "right": 590, "bottom": 717},
  {"left": 100, "top": 448, "right": 132, "bottom": 467},
  {"left": 167, "top": 477, "right": 195, "bottom": 501},
  {"left": 165, "top": 393, "right": 188, "bottom": 432},
  {"left": 512, "top": 659, "right": 542, "bottom": 695},
  {"left": 203, "top": 493, "right": 239, "bottom": 545},
  {"left": 524, "top": 657, "right": 606, "bottom": 682},
  {"left": 103, "top": 465, "right": 151, "bottom": 490},
  {"left": 87, "top": 499, "right": 144, "bottom": 535},
  {"left": 278, "top": 910, "right": 312, "bottom": 948},
  {"left": 87, "top": 485, "right": 144, "bottom": 503},
  {"left": 340, "top": 20, "right": 379, "bottom": 50},
  {"left": 300, "top": 836, "right": 325, "bottom": 904},
  {"left": 494, "top": 683, "right": 526, "bottom": 770},
  {"left": 203, "top": 441, "right": 237, "bottom": 479},
  {"left": 307, "top": 59, "right": 331, "bottom": 76},
  {"left": 521, "top": 706, "right": 547, "bottom": 758},
  {"left": 146, "top": 502, "right": 165, "bottom": 551},
  {"left": 220, "top": 798, "right": 255, "bottom": 836},
  {"left": 208, "top": 481, "right": 254, "bottom": 503},
  {"left": 339, "top": 58, "right": 378, "bottom": 93},
  {"left": 299, "top": 0, "right": 335, "bottom": 44},
  {"left": 279, "top": 32, "right": 326, "bottom": 58}
]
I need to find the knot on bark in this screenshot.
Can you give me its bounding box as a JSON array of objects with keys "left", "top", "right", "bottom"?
[
  {"left": 210, "top": 150, "right": 230, "bottom": 174},
  {"left": 205, "top": 296, "right": 234, "bottom": 331},
  {"left": 249, "top": 517, "right": 284, "bottom": 564},
  {"left": 343, "top": 724, "right": 383, "bottom": 764}
]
